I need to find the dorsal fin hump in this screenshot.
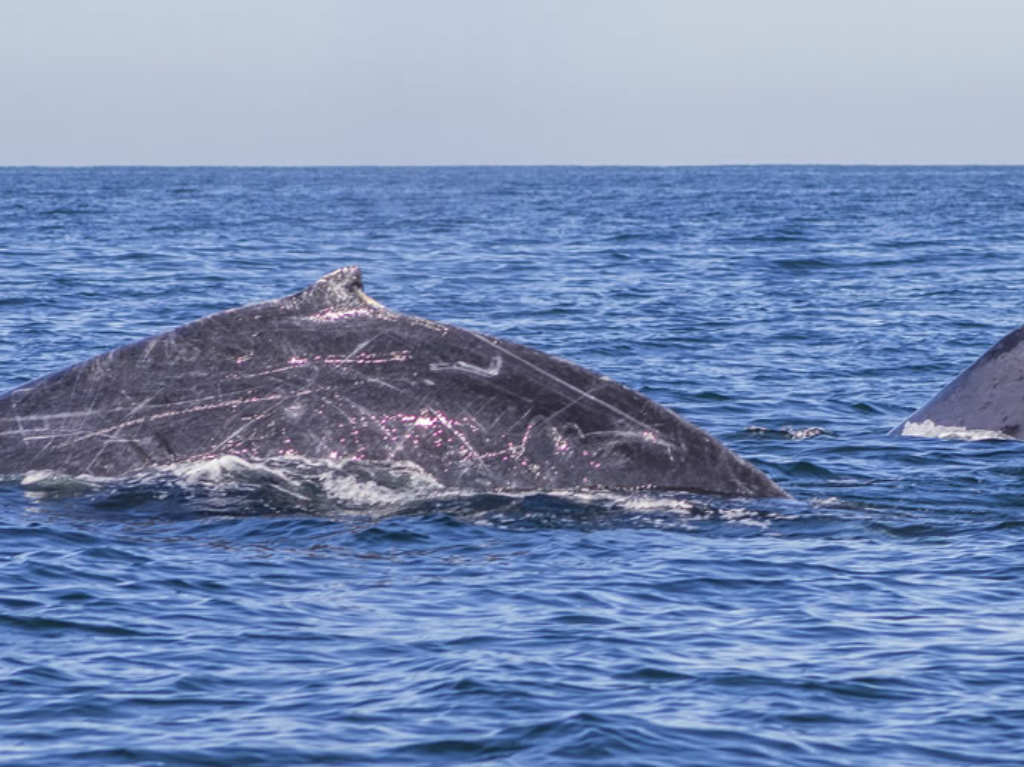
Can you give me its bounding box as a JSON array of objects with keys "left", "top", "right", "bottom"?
[{"left": 290, "top": 266, "right": 387, "bottom": 314}]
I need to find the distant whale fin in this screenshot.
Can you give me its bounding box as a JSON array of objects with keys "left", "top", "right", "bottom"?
[{"left": 893, "top": 324, "right": 1024, "bottom": 440}]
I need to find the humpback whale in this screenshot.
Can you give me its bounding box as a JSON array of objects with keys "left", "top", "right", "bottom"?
[
  {"left": 893, "top": 324, "right": 1024, "bottom": 441},
  {"left": 0, "top": 267, "right": 786, "bottom": 497}
]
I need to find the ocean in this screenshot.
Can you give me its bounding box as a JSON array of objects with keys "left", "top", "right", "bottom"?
[{"left": 2, "top": 165, "right": 1024, "bottom": 765}]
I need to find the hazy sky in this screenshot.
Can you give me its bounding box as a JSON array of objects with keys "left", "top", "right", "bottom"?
[{"left": 2, "top": 0, "right": 1022, "bottom": 165}]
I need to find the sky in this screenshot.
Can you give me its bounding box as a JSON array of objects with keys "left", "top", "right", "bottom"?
[{"left": 1, "top": 0, "right": 1022, "bottom": 165}]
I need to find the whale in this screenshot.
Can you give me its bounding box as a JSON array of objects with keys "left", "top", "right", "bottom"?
[
  {"left": 0, "top": 267, "right": 786, "bottom": 497},
  {"left": 893, "top": 324, "right": 1024, "bottom": 441}
]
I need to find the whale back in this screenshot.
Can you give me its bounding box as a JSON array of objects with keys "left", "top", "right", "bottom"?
[
  {"left": 0, "top": 267, "right": 786, "bottom": 497},
  {"left": 894, "top": 325, "right": 1024, "bottom": 440}
]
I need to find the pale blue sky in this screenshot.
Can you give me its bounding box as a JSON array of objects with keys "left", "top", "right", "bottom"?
[{"left": 2, "top": 0, "right": 1022, "bottom": 165}]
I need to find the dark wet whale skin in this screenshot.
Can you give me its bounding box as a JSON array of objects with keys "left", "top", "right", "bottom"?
[
  {"left": 893, "top": 324, "right": 1024, "bottom": 440},
  {"left": 0, "top": 267, "right": 786, "bottom": 497}
]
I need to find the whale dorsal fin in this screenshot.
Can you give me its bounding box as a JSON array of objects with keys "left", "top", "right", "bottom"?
[{"left": 288, "top": 266, "right": 388, "bottom": 315}]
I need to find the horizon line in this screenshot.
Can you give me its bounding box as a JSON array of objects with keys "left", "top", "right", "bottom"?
[{"left": 2, "top": 162, "right": 1024, "bottom": 169}]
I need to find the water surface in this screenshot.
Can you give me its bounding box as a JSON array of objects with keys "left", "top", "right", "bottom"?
[{"left": 2, "top": 166, "right": 1024, "bottom": 765}]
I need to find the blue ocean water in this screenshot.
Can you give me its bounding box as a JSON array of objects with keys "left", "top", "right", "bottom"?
[{"left": 2, "top": 166, "right": 1024, "bottom": 765}]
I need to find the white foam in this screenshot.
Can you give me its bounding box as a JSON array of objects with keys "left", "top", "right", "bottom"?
[
  {"left": 552, "top": 489, "right": 698, "bottom": 515},
  {"left": 547, "top": 488, "right": 778, "bottom": 528},
  {"left": 746, "top": 425, "right": 832, "bottom": 440},
  {"left": 318, "top": 460, "right": 446, "bottom": 507},
  {"left": 900, "top": 418, "right": 1013, "bottom": 442},
  {"left": 174, "top": 454, "right": 288, "bottom": 484},
  {"left": 13, "top": 453, "right": 455, "bottom": 512},
  {"left": 19, "top": 469, "right": 103, "bottom": 502},
  {"left": 21, "top": 469, "right": 60, "bottom": 487},
  {"left": 15, "top": 454, "right": 782, "bottom": 524},
  {"left": 160, "top": 454, "right": 449, "bottom": 509}
]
